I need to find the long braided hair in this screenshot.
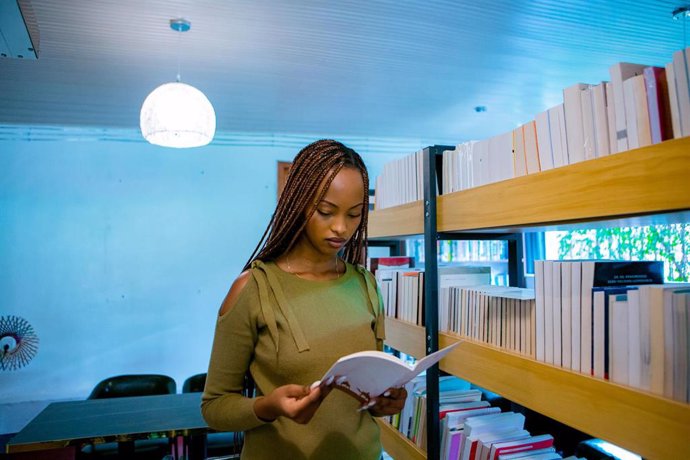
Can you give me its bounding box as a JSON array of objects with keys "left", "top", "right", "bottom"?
[{"left": 243, "top": 139, "right": 370, "bottom": 270}]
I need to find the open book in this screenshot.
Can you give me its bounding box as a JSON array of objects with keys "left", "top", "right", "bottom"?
[{"left": 319, "top": 341, "right": 461, "bottom": 402}]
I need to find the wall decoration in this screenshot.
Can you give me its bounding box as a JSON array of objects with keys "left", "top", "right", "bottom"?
[{"left": 0, "top": 315, "right": 39, "bottom": 371}]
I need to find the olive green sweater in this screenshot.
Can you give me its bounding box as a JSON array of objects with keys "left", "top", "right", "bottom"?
[{"left": 202, "top": 260, "right": 385, "bottom": 460}]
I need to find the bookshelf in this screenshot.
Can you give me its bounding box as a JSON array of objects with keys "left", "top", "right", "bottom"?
[{"left": 369, "top": 137, "right": 690, "bottom": 460}]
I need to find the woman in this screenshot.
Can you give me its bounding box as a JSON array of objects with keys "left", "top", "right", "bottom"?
[{"left": 202, "top": 139, "right": 406, "bottom": 459}]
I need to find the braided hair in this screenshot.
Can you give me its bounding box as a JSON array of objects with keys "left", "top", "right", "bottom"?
[{"left": 244, "top": 139, "right": 370, "bottom": 270}]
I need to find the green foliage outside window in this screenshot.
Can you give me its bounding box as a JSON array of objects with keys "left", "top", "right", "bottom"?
[{"left": 555, "top": 224, "right": 690, "bottom": 282}]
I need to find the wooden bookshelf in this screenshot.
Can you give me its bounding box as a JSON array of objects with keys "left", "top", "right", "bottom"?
[
  {"left": 437, "top": 137, "right": 690, "bottom": 232},
  {"left": 384, "top": 317, "right": 426, "bottom": 358},
  {"left": 373, "top": 138, "right": 690, "bottom": 460},
  {"left": 438, "top": 334, "right": 690, "bottom": 460},
  {"left": 376, "top": 418, "right": 427, "bottom": 460},
  {"left": 369, "top": 200, "right": 424, "bottom": 238},
  {"left": 385, "top": 318, "right": 690, "bottom": 459}
]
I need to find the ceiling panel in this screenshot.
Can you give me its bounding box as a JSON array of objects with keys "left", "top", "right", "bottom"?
[{"left": 0, "top": 0, "right": 684, "bottom": 143}]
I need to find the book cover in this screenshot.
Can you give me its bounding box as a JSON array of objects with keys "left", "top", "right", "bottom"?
[
  {"left": 319, "top": 341, "right": 461, "bottom": 402},
  {"left": 512, "top": 125, "right": 528, "bottom": 177},
  {"left": 609, "top": 62, "right": 647, "bottom": 152},
  {"left": 523, "top": 120, "right": 541, "bottom": 174},
  {"left": 563, "top": 83, "right": 591, "bottom": 164},
  {"left": 622, "top": 76, "right": 641, "bottom": 149},
  {"left": 592, "top": 286, "right": 630, "bottom": 379},
  {"left": 580, "top": 86, "right": 596, "bottom": 160},
  {"left": 534, "top": 110, "right": 554, "bottom": 171},
  {"left": 665, "top": 61, "right": 682, "bottom": 139},
  {"left": 644, "top": 66, "right": 673, "bottom": 143},
  {"left": 588, "top": 260, "right": 664, "bottom": 286},
  {"left": 489, "top": 434, "right": 555, "bottom": 460},
  {"left": 368, "top": 256, "right": 414, "bottom": 275},
  {"left": 609, "top": 291, "right": 630, "bottom": 385},
  {"left": 570, "top": 261, "right": 582, "bottom": 373},
  {"left": 631, "top": 74, "right": 652, "bottom": 148},
  {"left": 672, "top": 48, "right": 690, "bottom": 138},
  {"left": 547, "top": 104, "right": 569, "bottom": 167},
  {"left": 591, "top": 82, "right": 611, "bottom": 157},
  {"left": 605, "top": 82, "right": 617, "bottom": 154}
]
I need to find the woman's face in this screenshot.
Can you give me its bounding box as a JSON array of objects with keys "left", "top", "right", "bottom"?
[{"left": 299, "top": 166, "right": 365, "bottom": 258}]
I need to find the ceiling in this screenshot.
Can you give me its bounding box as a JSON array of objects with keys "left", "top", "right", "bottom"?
[{"left": 0, "top": 0, "right": 685, "bottom": 145}]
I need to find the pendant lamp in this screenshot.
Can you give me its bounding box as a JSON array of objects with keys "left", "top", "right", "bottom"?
[{"left": 140, "top": 19, "right": 215, "bottom": 148}]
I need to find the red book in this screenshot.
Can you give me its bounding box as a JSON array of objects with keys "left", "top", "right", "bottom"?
[
  {"left": 490, "top": 434, "right": 555, "bottom": 460},
  {"left": 644, "top": 66, "right": 673, "bottom": 143},
  {"left": 368, "top": 256, "right": 414, "bottom": 275}
]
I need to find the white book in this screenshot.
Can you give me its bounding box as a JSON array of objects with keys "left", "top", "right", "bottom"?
[
  {"left": 591, "top": 82, "right": 611, "bottom": 157},
  {"left": 592, "top": 290, "right": 606, "bottom": 379},
  {"left": 534, "top": 110, "right": 554, "bottom": 171},
  {"left": 609, "top": 62, "right": 647, "bottom": 152},
  {"left": 552, "top": 262, "right": 562, "bottom": 367},
  {"left": 512, "top": 125, "right": 528, "bottom": 177},
  {"left": 523, "top": 120, "right": 541, "bottom": 174},
  {"left": 543, "top": 261, "right": 554, "bottom": 364},
  {"left": 609, "top": 292, "right": 629, "bottom": 385},
  {"left": 580, "top": 261, "right": 595, "bottom": 375},
  {"left": 563, "top": 83, "right": 590, "bottom": 164},
  {"left": 570, "top": 261, "right": 582, "bottom": 372},
  {"left": 561, "top": 262, "right": 573, "bottom": 370},
  {"left": 631, "top": 73, "right": 652, "bottom": 147},
  {"left": 672, "top": 290, "right": 689, "bottom": 402},
  {"left": 580, "top": 86, "right": 597, "bottom": 160},
  {"left": 623, "top": 77, "right": 640, "bottom": 150},
  {"left": 319, "top": 341, "right": 461, "bottom": 402},
  {"left": 604, "top": 82, "right": 617, "bottom": 154},
  {"left": 627, "top": 288, "right": 642, "bottom": 389},
  {"left": 666, "top": 61, "right": 682, "bottom": 139},
  {"left": 548, "top": 103, "right": 569, "bottom": 167},
  {"left": 672, "top": 48, "right": 690, "bottom": 138}
]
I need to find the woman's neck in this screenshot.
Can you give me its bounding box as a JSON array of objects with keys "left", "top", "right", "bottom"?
[{"left": 279, "top": 247, "right": 342, "bottom": 281}]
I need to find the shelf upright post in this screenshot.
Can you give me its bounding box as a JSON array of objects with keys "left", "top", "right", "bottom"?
[{"left": 422, "top": 145, "right": 452, "bottom": 460}]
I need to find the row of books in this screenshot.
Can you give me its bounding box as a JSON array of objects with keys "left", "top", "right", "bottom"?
[
  {"left": 439, "top": 285, "right": 536, "bottom": 358},
  {"left": 375, "top": 264, "right": 492, "bottom": 327},
  {"left": 441, "top": 56, "right": 679, "bottom": 194},
  {"left": 533, "top": 260, "right": 690, "bottom": 403},
  {"left": 386, "top": 376, "right": 580, "bottom": 460},
  {"left": 374, "top": 47, "right": 687, "bottom": 206},
  {"left": 374, "top": 148, "right": 427, "bottom": 210}
]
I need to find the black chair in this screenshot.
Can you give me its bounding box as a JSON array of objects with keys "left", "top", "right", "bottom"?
[
  {"left": 88, "top": 374, "right": 176, "bottom": 399},
  {"left": 82, "top": 374, "right": 177, "bottom": 459},
  {"left": 183, "top": 373, "right": 241, "bottom": 459},
  {"left": 182, "top": 372, "right": 207, "bottom": 394}
]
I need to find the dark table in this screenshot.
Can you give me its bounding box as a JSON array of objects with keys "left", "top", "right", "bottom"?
[{"left": 5, "top": 392, "right": 210, "bottom": 459}]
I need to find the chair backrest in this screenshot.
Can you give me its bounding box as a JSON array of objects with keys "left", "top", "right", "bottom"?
[
  {"left": 88, "top": 374, "right": 176, "bottom": 399},
  {"left": 182, "top": 373, "right": 207, "bottom": 393}
]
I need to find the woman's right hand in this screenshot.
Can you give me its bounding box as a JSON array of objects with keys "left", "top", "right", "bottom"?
[{"left": 253, "top": 383, "right": 332, "bottom": 424}]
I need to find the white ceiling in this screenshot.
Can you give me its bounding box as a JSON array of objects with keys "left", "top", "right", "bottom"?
[{"left": 0, "top": 0, "right": 685, "bottom": 145}]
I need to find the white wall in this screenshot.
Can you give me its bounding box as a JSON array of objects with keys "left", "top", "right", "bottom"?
[{"left": 0, "top": 135, "right": 406, "bottom": 433}]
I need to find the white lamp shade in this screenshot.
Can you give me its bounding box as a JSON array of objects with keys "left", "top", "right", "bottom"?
[{"left": 140, "top": 82, "right": 216, "bottom": 148}]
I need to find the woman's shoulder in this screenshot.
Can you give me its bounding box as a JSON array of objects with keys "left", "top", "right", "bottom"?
[{"left": 218, "top": 269, "right": 253, "bottom": 316}]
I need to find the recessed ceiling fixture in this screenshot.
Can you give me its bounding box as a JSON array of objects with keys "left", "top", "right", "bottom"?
[{"left": 140, "top": 18, "right": 216, "bottom": 148}]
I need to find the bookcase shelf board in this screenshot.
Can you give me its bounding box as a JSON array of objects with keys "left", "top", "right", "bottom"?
[
  {"left": 369, "top": 200, "right": 424, "bottom": 238},
  {"left": 384, "top": 317, "right": 426, "bottom": 359},
  {"left": 438, "top": 334, "right": 690, "bottom": 460},
  {"left": 437, "top": 137, "right": 690, "bottom": 232},
  {"left": 376, "top": 418, "right": 427, "bottom": 460}
]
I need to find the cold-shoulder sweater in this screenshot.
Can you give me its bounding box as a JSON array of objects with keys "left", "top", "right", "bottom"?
[{"left": 201, "top": 260, "right": 385, "bottom": 460}]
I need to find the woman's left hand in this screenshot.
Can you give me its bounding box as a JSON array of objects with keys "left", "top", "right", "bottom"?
[{"left": 360, "top": 387, "right": 407, "bottom": 417}]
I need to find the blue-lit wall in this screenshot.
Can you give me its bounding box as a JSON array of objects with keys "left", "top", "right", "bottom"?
[{"left": 0, "top": 137, "right": 403, "bottom": 433}]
